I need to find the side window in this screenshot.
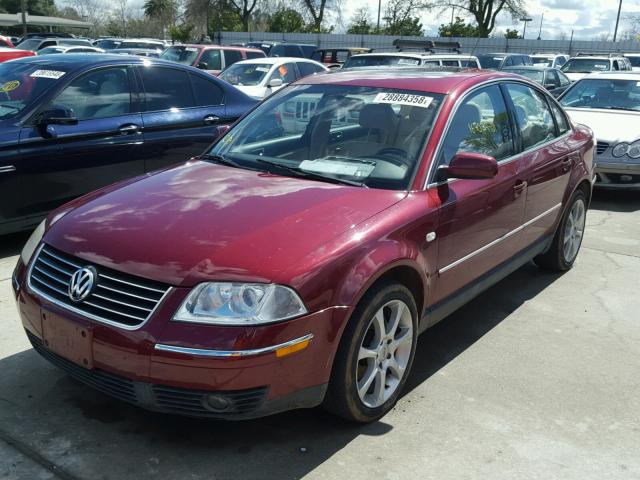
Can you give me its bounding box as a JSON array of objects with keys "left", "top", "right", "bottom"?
[
  {"left": 269, "top": 62, "right": 297, "bottom": 84},
  {"left": 297, "top": 62, "right": 323, "bottom": 77},
  {"left": 336, "top": 50, "right": 349, "bottom": 63},
  {"left": 311, "top": 50, "right": 322, "bottom": 61},
  {"left": 613, "top": 60, "right": 620, "bottom": 71},
  {"left": 505, "top": 83, "right": 557, "bottom": 150},
  {"left": 558, "top": 71, "right": 571, "bottom": 87},
  {"left": 271, "top": 45, "right": 286, "bottom": 57},
  {"left": 283, "top": 45, "right": 301, "bottom": 57},
  {"left": 547, "top": 70, "right": 560, "bottom": 87},
  {"left": 39, "top": 41, "right": 55, "bottom": 49},
  {"left": 442, "top": 60, "right": 459, "bottom": 66},
  {"left": 53, "top": 67, "right": 131, "bottom": 120},
  {"left": 245, "top": 50, "right": 264, "bottom": 59},
  {"left": 504, "top": 56, "right": 514, "bottom": 67},
  {"left": 223, "top": 50, "right": 242, "bottom": 67},
  {"left": 549, "top": 101, "right": 570, "bottom": 135},
  {"left": 556, "top": 56, "right": 567, "bottom": 67},
  {"left": 440, "top": 85, "right": 514, "bottom": 165},
  {"left": 199, "top": 49, "right": 222, "bottom": 70},
  {"left": 140, "top": 67, "right": 195, "bottom": 111},
  {"left": 189, "top": 74, "right": 223, "bottom": 106}
]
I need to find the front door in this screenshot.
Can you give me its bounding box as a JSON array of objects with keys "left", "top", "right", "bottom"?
[
  {"left": 431, "top": 84, "right": 527, "bottom": 304},
  {"left": 16, "top": 66, "right": 145, "bottom": 224}
]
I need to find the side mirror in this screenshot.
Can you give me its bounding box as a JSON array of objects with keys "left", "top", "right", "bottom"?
[
  {"left": 197, "top": 61, "right": 208, "bottom": 70},
  {"left": 268, "top": 78, "right": 283, "bottom": 88},
  {"left": 438, "top": 152, "right": 498, "bottom": 180},
  {"left": 37, "top": 107, "right": 78, "bottom": 126}
]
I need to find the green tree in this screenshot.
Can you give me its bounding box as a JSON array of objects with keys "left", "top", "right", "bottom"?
[
  {"left": 383, "top": 0, "right": 425, "bottom": 36},
  {"left": 347, "top": 6, "right": 373, "bottom": 34},
  {"left": 170, "top": 23, "right": 195, "bottom": 42},
  {"left": 438, "top": 16, "right": 479, "bottom": 37},
  {"left": 228, "top": 0, "right": 258, "bottom": 31},
  {"left": 301, "top": 0, "right": 335, "bottom": 32},
  {"left": 0, "top": 0, "right": 56, "bottom": 15},
  {"left": 268, "top": 8, "right": 306, "bottom": 32},
  {"left": 144, "top": 0, "right": 177, "bottom": 31},
  {"left": 431, "top": 0, "right": 526, "bottom": 37},
  {"left": 504, "top": 28, "right": 520, "bottom": 38}
]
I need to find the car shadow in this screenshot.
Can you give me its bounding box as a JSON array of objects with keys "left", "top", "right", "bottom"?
[
  {"left": 0, "top": 231, "right": 30, "bottom": 258},
  {"left": 0, "top": 262, "right": 562, "bottom": 480},
  {"left": 590, "top": 189, "right": 640, "bottom": 213}
]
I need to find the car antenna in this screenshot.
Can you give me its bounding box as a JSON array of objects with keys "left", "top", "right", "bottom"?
[{"left": 468, "top": 35, "right": 482, "bottom": 68}]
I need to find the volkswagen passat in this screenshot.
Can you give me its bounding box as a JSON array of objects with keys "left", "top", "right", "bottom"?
[{"left": 14, "top": 69, "right": 595, "bottom": 422}]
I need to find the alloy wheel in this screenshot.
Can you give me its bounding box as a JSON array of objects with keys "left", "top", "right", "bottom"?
[
  {"left": 563, "top": 198, "right": 586, "bottom": 263},
  {"left": 356, "top": 299, "right": 414, "bottom": 408}
]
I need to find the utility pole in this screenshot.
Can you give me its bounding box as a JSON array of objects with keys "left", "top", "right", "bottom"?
[
  {"left": 20, "top": 0, "right": 27, "bottom": 37},
  {"left": 376, "top": 0, "right": 382, "bottom": 32},
  {"left": 613, "top": 0, "right": 623, "bottom": 42},
  {"left": 520, "top": 17, "right": 532, "bottom": 39},
  {"left": 537, "top": 12, "right": 544, "bottom": 40}
]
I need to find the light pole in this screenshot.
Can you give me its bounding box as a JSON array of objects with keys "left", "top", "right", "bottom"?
[
  {"left": 376, "top": 0, "right": 382, "bottom": 32},
  {"left": 520, "top": 17, "right": 532, "bottom": 39},
  {"left": 537, "top": 12, "right": 544, "bottom": 40},
  {"left": 613, "top": 0, "right": 623, "bottom": 42}
]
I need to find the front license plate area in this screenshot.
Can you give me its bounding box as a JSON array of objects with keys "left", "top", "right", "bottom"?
[{"left": 41, "top": 310, "right": 94, "bottom": 369}]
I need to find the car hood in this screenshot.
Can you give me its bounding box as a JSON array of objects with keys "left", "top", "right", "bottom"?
[
  {"left": 564, "top": 72, "right": 589, "bottom": 81},
  {"left": 564, "top": 107, "right": 640, "bottom": 143},
  {"left": 234, "top": 85, "right": 268, "bottom": 99},
  {"left": 44, "top": 161, "right": 406, "bottom": 287}
]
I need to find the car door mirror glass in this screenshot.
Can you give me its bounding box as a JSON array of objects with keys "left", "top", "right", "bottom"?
[
  {"left": 440, "top": 152, "right": 498, "bottom": 180},
  {"left": 268, "top": 78, "right": 283, "bottom": 88}
]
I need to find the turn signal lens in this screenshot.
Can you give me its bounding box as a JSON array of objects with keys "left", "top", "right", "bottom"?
[{"left": 275, "top": 337, "right": 312, "bottom": 357}]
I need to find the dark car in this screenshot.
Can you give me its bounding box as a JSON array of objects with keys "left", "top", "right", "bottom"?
[
  {"left": 0, "top": 54, "right": 256, "bottom": 235},
  {"left": 246, "top": 41, "right": 317, "bottom": 59},
  {"left": 502, "top": 66, "right": 572, "bottom": 97},
  {"left": 113, "top": 48, "right": 161, "bottom": 58},
  {"left": 14, "top": 69, "right": 594, "bottom": 422},
  {"left": 477, "top": 53, "right": 532, "bottom": 70},
  {"left": 159, "top": 44, "right": 265, "bottom": 75},
  {"left": 310, "top": 48, "right": 372, "bottom": 69},
  {"left": 16, "top": 38, "right": 93, "bottom": 52}
]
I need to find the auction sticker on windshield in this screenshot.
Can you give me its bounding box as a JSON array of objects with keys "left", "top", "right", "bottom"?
[
  {"left": 30, "top": 69, "right": 66, "bottom": 79},
  {"left": 0, "top": 80, "right": 19, "bottom": 92},
  {"left": 374, "top": 92, "right": 433, "bottom": 108}
]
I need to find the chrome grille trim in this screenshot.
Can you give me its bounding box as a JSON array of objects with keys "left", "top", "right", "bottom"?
[{"left": 27, "top": 244, "right": 172, "bottom": 330}]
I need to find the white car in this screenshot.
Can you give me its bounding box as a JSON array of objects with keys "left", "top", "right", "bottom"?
[
  {"left": 623, "top": 53, "right": 640, "bottom": 71},
  {"left": 531, "top": 53, "right": 569, "bottom": 69},
  {"left": 342, "top": 51, "right": 480, "bottom": 69},
  {"left": 558, "top": 72, "right": 640, "bottom": 188},
  {"left": 561, "top": 55, "right": 631, "bottom": 82},
  {"left": 218, "top": 57, "right": 328, "bottom": 99},
  {"left": 36, "top": 45, "right": 105, "bottom": 55}
]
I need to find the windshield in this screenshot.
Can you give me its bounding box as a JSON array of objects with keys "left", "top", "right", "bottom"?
[
  {"left": 343, "top": 55, "right": 421, "bottom": 68},
  {"left": 476, "top": 55, "right": 504, "bottom": 69},
  {"left": 16, "top": 39, "right": 43, "bottom": 51},
  {"left": 208, "top": 84, "right": 444, "bottom": 190},
  {"left": 37, "top": 47, "right": 65, "bottom": 55},
  {"left": 219, "top": 63, "right": 271, "bottom": 86},
  {"left": 561, "top": 58, "right": 610, "bottom": 73},
  {"left": 95, "top": 39, "right": 121, "bottom": 50},
  {"left": 159, "top": 46, "right": 201, "bottom": 65},
  {"left": 0, "top": 62, "right": 70, "bottom": 119},
  {"left": 507, "top": 68, "right": 544, "bottom": 83},
  {"left": 117, "top": 41, "right": 161, "bottom": 50},
  {"left": 531, "top": 56, "right": 552, "bottom": 66},
  {"left": 560, "top": 79, "right": 640, "bottom": 111}
]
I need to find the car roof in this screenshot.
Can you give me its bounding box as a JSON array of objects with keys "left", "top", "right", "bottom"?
[
  {"left": 7, "top": 53, "right": 195, "bottom": 70},
  {"left": 502, "top": 65, "right": 550, "bottom": 71},
  {"left": 170, "top": 43, "right": 263, "bottom": 52},
  {"left": 581, "top": 72, "right": 640, "bottom": 80},
  {"left": 569, "top": 56, "right": 620, "bottom": 60},
  {"left": 479, "top": 52, "right": 527, "bottom": 57},
  {"left": 297, "top": 69, "right": 518, "bottom": 94},
  {"left": 231, "top": 57, "right": 320, "bottom": 65}
]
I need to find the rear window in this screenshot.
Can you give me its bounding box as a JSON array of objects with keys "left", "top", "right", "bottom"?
[
  {"left": 159, "top": 46, "right": 201, "bottom": 65},
  {"left": 477, "top": 55, "right": 504, "bottom": 69}
]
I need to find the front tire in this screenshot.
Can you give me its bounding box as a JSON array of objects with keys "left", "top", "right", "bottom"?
[
  {"left": 323, "top": 283, "right": 418, "bottom": 422},
  {"left": 534, "top": 189, "right": 587, "bottom": 271}
]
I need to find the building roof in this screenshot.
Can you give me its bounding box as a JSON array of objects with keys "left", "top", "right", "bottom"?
[{"left": 0, "top": 13, "right": 91, "bottom": 29}]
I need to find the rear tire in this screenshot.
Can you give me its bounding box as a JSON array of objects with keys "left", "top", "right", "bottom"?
[
  {"left": 534, "top": 189, "right": 587, "bottom": 272},
  {"left": 323, "top": 282, "right": 418, "bottom": 423}
]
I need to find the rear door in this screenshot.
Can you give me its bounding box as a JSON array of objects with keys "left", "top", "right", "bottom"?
[
  {"left": 17, "top": 65, "right": 145, "bottom": 222},
  {"left": 431, "top": 84, "right": 527, "bottom": 304},
  {"left": 137, "top": 66, "right": 227, "bottom": 172},
  {"left": 503, "top": 82, "right": 574, "bottom": 247}
]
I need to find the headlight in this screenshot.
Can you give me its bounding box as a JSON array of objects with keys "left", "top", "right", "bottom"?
[
  {"left": 612, "top": 142, "right": 629, "bottom": 157},
  {"left": 173, "top": 282, "right": 308, "bottom": 325},
  {"left": 627, "top": 140, "right": 640, "bottom": 159},
  {"left": 20, "top": 220, "right": 45, "bottom": 265}
]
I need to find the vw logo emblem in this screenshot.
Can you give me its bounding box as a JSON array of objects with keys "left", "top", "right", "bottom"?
[{"left": 68, "top": 267, "right": 97, "bottom": 302}]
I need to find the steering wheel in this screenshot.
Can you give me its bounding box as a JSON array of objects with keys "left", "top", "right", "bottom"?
[{"left": 374, "top": 147, "right": 412, "bottom": 167}]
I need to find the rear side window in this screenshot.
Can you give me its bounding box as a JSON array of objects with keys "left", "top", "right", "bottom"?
[
  {"left": 505, "top": 83, "right": 557, "bottom": 150},
  {"left": 140, "top": 67, "right": 194, "bottom": 111},
  {"left": 39, "top": 41, "right": 56, "bottom": 49},
  {"left": 271, "top": 45, "right": 286, "bottom": 57},
  {"left": 549, "top": 101, "right": 570, "bottom": 134},
  {"left": 336, "top": 51, "right": 349, "bottom": 63},
  {"left": 200, "top": 49, "right": 222, "bottom": 70},
  {"left": 269, "top": 63, "right": 297, "bottom": 83},
  {"left": 441, "top": 60, "right": 459, "bottom": 67},
  {"left": 223, "top": 50, "right": 243, "bottom": 67},
  {"left": 440, "top": 85, "right": 514, "bottom": 165},
  {"left": 297, "top": 62, "right": 324, "bottom": 77},
  {"left": 190, "top": 74, "right": 223, "bottom": 106},
  {"left": 311, "top": 50, "right": 322, "bottom": 61}
]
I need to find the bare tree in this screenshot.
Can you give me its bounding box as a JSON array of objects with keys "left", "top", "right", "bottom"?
[
  {"left": 431, "top": 0, "right": 526, "bottom": 38},
  {"left": 63, "top": 0, "right": 109, "bottom": 36},
  {"left": 300, "top": 0, "right": 335, "bottom": 32},
  {"left": 113, "top": 0, "right": 133, "bottom": 36},
  {"left": 229, "top": 0, "right": 259, "bottom": 31}
]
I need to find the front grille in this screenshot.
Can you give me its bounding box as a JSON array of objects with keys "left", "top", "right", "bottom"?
[
  {"left": 27, "top": 330, "right": 137, "bottom": 404},
  {"left": 596, "top": 141, "right": 609, "bottom": 155},
  {"left": 153, "top": 385, "right": 268, "bottom": 416},
  {"left": 29, "top": 244, "right": 170, "bottom": 328},
  {"left": 27, "top": 330, "right": 270, "bottom": 418}
]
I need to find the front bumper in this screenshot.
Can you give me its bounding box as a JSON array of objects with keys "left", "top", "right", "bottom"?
[
  {"left": 13, "top": 258, "right": 350, "bottom": 419},
  {"left": 594, "top": 158, "right": 640, "bottom": 189}
]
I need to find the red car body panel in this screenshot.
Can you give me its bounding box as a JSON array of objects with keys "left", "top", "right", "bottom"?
[
  {"left": 14, "top": 70, "right": 595, "bottom": 418},
  {"left": 176, "top": 44, "right": 265, "bottom": 75},
  {"left": 0, "top": 47, "right": 35, "bottom": 63}
]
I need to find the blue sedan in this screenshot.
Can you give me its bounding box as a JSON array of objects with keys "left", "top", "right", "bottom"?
[{"left": 0, "top": 54, "right": 257, "bottom": 235}]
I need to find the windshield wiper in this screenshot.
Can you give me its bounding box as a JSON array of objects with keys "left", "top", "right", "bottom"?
[
  {"left": 255, "top": 158, "right": 368, "bottom": 188},
  {"left": 200, "top": 153, "right": 243, "bottom": 169}
]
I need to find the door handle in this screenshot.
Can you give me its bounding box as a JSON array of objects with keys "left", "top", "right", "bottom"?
[
  {"left": 118, "top": 124, "right": 140, "bottom": 135},
  {"left": 0, "top": 165, "right": 16, "bottom": 174},
  {"left": 513, "top": 180, "right": 527, "bottom": 196},
  {"left": 561, "top": 157, "right": 572, "bottom": 172},
  {"left": 203, "top": 115, "right": 220, "bottom": 125}
]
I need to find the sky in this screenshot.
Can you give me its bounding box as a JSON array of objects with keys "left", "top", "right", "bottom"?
[{"left": 338, "top": 0, "right": 640, "bottom": 40}]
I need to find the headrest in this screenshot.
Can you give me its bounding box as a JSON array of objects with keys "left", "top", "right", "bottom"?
[{"left": 359, "top": 103, "right": 396, "bottom": 130}]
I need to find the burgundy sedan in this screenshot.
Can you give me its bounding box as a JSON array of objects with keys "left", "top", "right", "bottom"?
[{"left": 13, "top": 70, "right": 595, "bottom": 422}]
